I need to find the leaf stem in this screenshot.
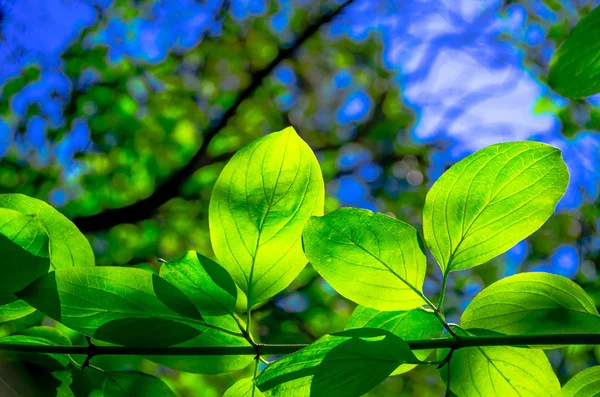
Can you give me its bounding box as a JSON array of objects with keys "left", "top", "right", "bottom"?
[
  {"left": 437, "top": 269, "right": 450, "bottom": 311},
  {"left": 3, "top": 333, "right": 600, "bottom": 356}
]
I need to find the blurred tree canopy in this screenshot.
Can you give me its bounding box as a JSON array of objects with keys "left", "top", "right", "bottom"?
[{"left": 0, "top": 0, "right": 599, "bottom": 395}]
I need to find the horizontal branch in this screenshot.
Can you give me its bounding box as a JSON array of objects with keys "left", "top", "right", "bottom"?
[{"left": 2, "top": 334, "right": 600, "bottom": 356}]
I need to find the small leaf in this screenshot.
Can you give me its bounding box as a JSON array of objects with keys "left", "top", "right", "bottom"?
[
  {"left": 303, "top": 207, "right": 427, "bottom": 311},
  {"left": 209, "top": 127, "right": 325, "bottom": 307},
  {"left": 548, "top": 6, "right": 600, "bottom": 98},
  {"left": 160, "top": 250, "right": 237, "bottom": 316},
  {"left": 559, "top": 366, "right": 600, "bottom": 397},
  {"left": 345, "top": 306, "right": 443, "bottom": 375},
  {"left": 461, "top": 272, "right": 600, "bottom": 336},
  {"left": 0, "top": 208, "right": 50, "bottom": 294},
  {"left": 0, "top": 326, "right": 72, "bottom": 369},
  {"left": 423, "top": 142, "right": 568, "bottom": 273},
  {"left": 443, "top": 330, "right": 560, "bottom": 397},
  {"left": 0, "top": 193, "right": 94, "bottom": 268},
  {"left": 16, "top": 267, "right": 206, "bottom": 347},
  {"left": 103, "top": 371, "right": 178, "bottom": 397},
  {"left": 147, "top": 315, "right": 253, "bottom": 374},
  {"left": 255, "top": 328, "right": 419, "bottom": 397},
  {"left": 224, "top": 378, "right": 266, "bottom": 397}
]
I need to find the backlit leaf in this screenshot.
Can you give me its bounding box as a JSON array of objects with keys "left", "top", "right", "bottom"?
[
  {"left": 559, "top": 366, "right": 600, "bottom": 397},
  {"left": 461, "top": 272, "right": 600, "bottom": 336},
  {"left": 209, "top": 127, "right": 324, "bottom": 307},
  {"left": 256, "top": 328, "right": 418, "bottom": 397},
  {"left": 423, "top": 142, "right": 568, "bottom": 273},
  {"left": 303, "top": 207, "right": 427, "bottom": 311},
  {"left": 444, "top": 331, "right": 560, "bottom": 397}
]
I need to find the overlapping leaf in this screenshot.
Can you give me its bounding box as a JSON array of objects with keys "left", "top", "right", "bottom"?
[
  {"left": 303, "top": 207, "right": 427, "bottom": 310},
  {"left": 461, "top": 272, "right": 600, "bottom": 335},
  {"left": 423, "top": 142, "right": 568, "bottom": 272},
  {"left": 345, "top": 306, "right": 443, "bottom": 375},
  {"left": 209, "top": 127, "right": 324, "bottom": 307},
  {"left": 147, "top": 315, "right": 253, "bottom": 374},
  {"left": 160, "top": 250, "right": 237, "bottom": 316},
  {"left": 0, "top": 194, "right": 95, "bottom": 323},
  {"left": 256, "top": 328, "right": 418, "bottom": 397},
  {"left": 0, "top": 326, "right": 72, "bottom": 370},
  {"left": 16, "top": 267, "right": 210, "bottom": 347}
]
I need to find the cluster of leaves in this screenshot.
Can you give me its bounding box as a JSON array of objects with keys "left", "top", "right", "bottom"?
[{"left": 1, "top": 125, "right": 600, "bottom": 397}]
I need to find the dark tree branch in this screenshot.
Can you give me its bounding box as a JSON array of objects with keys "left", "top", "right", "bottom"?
[
  {"left": 73, "top": 0, "right": 355, "bottom": 232},
  {"left": 2, "top": 333, "right": 600, "bottom": 356}
]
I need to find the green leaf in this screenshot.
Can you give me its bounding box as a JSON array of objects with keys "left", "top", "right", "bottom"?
[
  {"left": 147, "top": 315, "right": 253, "bottom": 374},
  {"left": 16, "top": 267, "right": 208, "bottom": 347},
  {"left": 548, "top": 6, "right": 600, "bottom": 98},
  {"left": 0, "top": 193, "right": 95, "bottom": 323},
  {"left": 224, "top": 378, "right": 266, "bottom": 397},
  {"left": 0, "top": 208, "right": 50, "bottom": 294},
  {"left": 103, "top": 371, "right": 177, "bottom": 397},
  {"left": 255, "top": 328, "right": 419, "bottom": 397},
  {"left": 559, "top": 366, "right": 600, "bottom": 397},
  {"left": 0, "top": 326, "right": 72, "bottom": 369},
  {"left": 302, "top": 207, "right": 427, "bottom": 311},
  {"left": 443, "top": 331, "right": 560, "bottom": 397},
  {"left": 209, "top": 127, "right": 324, "bottom": 307},
  {"left": 0, "top": 193, "right": 94, "bottom": 268},
  {"left": 159, "top": 250, "right": 237, "bottom": 316},
  {"left": 345, "top": 306, "right": 443, "bottom": 375},
  {"left": 0, "top": 295, "right": 36, "bottom": 323},
  {"left": 423, "top": 142, "right": 568, "bottom": 273},
  {"left": 461, "top": 272, "right": 600, "bottom": 336}
]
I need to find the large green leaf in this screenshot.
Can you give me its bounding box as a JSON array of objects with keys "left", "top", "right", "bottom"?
[
  {"left": 444, "top": 331, "right": 560, "bottom": 396},
  {"left": 255, "top": 328, "right": 419, "bottom": 397},
  {"left": 548, "top": 6, "right": 600, "bottom": 98},
  {"left": 159, "top": 250, "right": 237, "bottom": 316},
  {"left": 423, "top": 142, "right": 568, "bottom": 273},
  {"left": 302, "top": 207, "right": 427, "bottom": 311},
  {"left": 147, "top": 315, "right": 253, "bottom": 374},
  {"left": 0, "top": 208, "right": 50, "bottom": 295},
  {"left": 345, "top": 306, "right": 443, "bottom": 375},
  {"left": 0, "top": 194, "right": 94, "bottom": 268},
  {"left": 224, "top": 377, "right": 266, "bottom": 397},
  {"left": 16, "top": 267, "right": 213, "bottom": 347},
  {"left": 461, "top": 272, "right": 600, "bottom": 335},
  {"left": 559, "top": 366, "right": 600, "bottom": 397},
  {"left": 103, "top": 371, "right": 177, "bottom": 397},
  {"left": 209, "top": 127, "right": 324, "bottom": 307},
  {"left": 0, "top": 193, "right": 95, "bottom": 323},
  {"left": 0, "top": 326, "right": 72, "bottom": 370}
]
